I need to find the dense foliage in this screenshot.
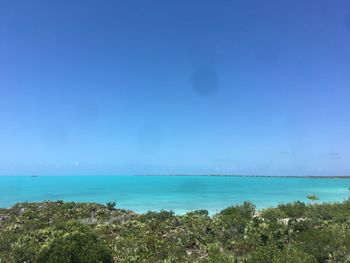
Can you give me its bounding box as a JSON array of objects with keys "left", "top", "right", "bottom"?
[{"left": 1, "top": 199, "right": 350, "bottom": 262}]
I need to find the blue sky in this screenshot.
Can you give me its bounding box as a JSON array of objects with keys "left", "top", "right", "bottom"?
[{"left": 1, "top": 0, "right": 350, "bottom": 176}]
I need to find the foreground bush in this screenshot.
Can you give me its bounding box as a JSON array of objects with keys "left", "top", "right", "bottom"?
[
  {"left": 1, "top": 200, "right": 350, "bottom": 262},
  {"left": 36, "top": 222, "right": 113, "bottom": 263}
]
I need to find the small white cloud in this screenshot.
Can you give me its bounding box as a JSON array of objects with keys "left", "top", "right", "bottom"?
[{"left": 73, "top": 161, "right": 80, "bottom": 167}]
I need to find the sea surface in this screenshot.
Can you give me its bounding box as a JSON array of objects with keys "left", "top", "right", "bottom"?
[{"left": 1, "top": 176, "right": 349, "bottom": 214}]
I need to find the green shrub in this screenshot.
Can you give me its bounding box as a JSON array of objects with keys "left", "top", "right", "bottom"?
[
  {"left": 105, "top": 201, "right": 116, "bottom": 210},
  {"left": 245, "top": 244, "right": 279, "bottom": 263},
  {"left": 296, "top": 225, "right": 350, "bottom": 262},
  {"left": 277, "top": 201, "right": 307, "bottom": 218},
  {"left": 37, "top": 223, "right": 113, "bottom": 263},
  {"left": 272, "top": 246, "right": 317, "bottom": 263},
  {"left": 214, "top": 201, "right": 256, "bottom": 239},
  {"left": 261, "top": 207, "right": 287, "bottom": 222},
  {"left": 218, "top": 201, "right": 256, "bottom": 220}
]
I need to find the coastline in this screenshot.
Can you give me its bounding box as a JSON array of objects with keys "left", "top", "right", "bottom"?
[{"left": 2, "top": 174, "right": 350, "bottom": 179}]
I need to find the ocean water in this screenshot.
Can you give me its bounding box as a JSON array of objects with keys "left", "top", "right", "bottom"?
[{"left": 0, "top": 176, "right": 349, "bottom": 214}]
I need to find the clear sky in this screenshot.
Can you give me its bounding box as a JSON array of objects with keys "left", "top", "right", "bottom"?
[{"left": 1, "top": 0, "right": 350, "bottom": 176}]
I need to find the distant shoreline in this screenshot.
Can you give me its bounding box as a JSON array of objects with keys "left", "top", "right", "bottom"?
[
  {"left": 2, "top": 174, "right": 350, "bottom": 179},
  {"left": 143, "top": 174, "right": 350, "bottom": 179}
]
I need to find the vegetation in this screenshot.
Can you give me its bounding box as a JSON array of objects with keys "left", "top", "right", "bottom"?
[
  {"left": 1, "top": 199, "right": 350, "bottom": 262},
  {"left": 105, "top": 201, "right": 117, "bottom": 211},
  {"left": 306, "top": 194, "right": 320, "bottom": 202}
]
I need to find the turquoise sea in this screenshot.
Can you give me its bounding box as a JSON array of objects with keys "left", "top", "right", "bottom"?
[{"left": 1, "top": 176, "right": 349, "bottom": 214}]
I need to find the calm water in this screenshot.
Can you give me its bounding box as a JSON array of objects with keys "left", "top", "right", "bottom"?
[{"left": 0, "top": 176, "right": 349, "bottom": 214}]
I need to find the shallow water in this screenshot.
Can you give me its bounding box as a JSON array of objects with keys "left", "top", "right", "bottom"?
[{"left": 1, "top": 176, "right": 349, "bottom": 214}]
